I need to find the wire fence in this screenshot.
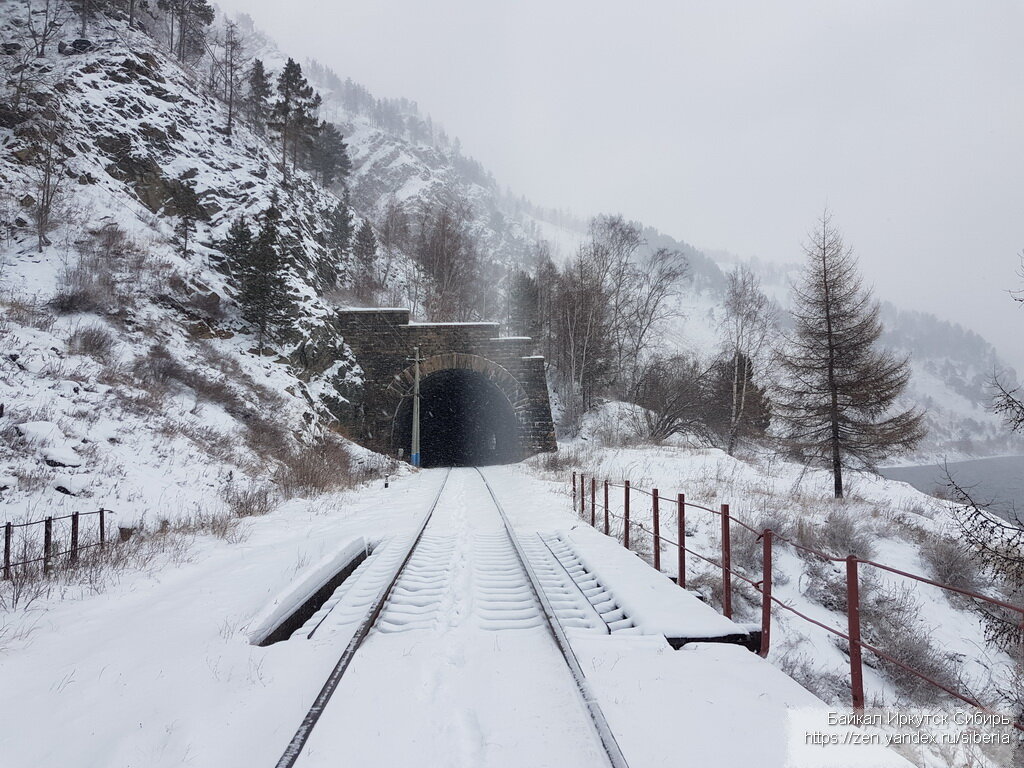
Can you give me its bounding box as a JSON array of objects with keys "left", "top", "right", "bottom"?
[
  {"left": 3, "top": 509, "right": 111, "bottom": 578},
  {"left": 571, "top": 472, "right": 1024, "bottom": 728}
]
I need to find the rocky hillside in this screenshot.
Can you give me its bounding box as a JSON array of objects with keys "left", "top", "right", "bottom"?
[{"left": 0, "top": 5, "right": 387, "bottom": 533}]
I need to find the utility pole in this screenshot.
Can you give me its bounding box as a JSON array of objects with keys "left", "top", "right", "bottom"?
[{"left": 408, "top": 346, "right": 424, "bottom": 467}]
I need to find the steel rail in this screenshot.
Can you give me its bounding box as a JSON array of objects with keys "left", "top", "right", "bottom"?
[
  {"left": 476, "top": 468, "right": 631, "bottom": 768},
  {"left": 537, "top": 533, "right": 613, "bottom": 635},
  {"left": 274, "top": 468, "right": 452, "bottom": 768}
]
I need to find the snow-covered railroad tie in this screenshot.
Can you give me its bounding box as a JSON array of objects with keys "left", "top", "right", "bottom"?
[{"left": 274, "top": 467, "right": 631, "bottom": 768}]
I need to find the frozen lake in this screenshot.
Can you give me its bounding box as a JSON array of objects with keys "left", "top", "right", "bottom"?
[{"left": 879, "top": 455, "right": 1024, "bottom": 523}]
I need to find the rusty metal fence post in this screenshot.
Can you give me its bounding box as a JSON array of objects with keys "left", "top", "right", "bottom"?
[
  {"left": 677, "top": 493, "right": 686, "bottom": 588},
  {"left": 603, "top": 481, "right": 609, "bottom": 535},
  {"left": 572, "top": 472, "right": 577, "bottom": 512},
  {"left": 760, "top": 529, "right": 773, "bottom": 658},
  {"left": 590, "top": 477, "right": 596, "bottom": 528},
  {"left": 623, "top": 481, "right": 631, "bottom": 550},
  {"left": 43, "top": 516, "right": 53, "bottom": 575},
  {"left": 846, "top": 555, "right": 865, "bottom": 712},
  {"left": 70, "top": 512, "right": 79, "bottom": 565},
  {"left": 3, "top": 522, "right": 11, "bottom": 580},
  {"left": 652, "top": 489, "right": 660, "bottom": 572},
  {"left": 99, "top": 509, "right": 106, "bottom": 549},
  {"left": 720, "top": 504, "right": 732, "bottom": 619}
]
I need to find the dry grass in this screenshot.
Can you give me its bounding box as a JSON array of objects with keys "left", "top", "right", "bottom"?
[{"left": 67, "top": 324, "right": 116, "bottom": 361}]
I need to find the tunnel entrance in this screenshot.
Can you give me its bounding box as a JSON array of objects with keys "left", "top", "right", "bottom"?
[{"left": 394, "top": 369, "right": 522, "bottom": 467}]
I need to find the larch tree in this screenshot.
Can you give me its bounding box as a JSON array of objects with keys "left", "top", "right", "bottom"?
[{"left": 776, "top": 212, "right": 925, "bottom": 498}]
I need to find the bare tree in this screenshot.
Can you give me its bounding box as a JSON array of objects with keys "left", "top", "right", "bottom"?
[
  {"left": 619, "top": 246, "right": 686, "bottom": 390},
  {"left": 775, "top": 211, "right": 925, "bottom": 498},
  {"left": 221, "top": 20, "right": 246, "bottom": 136},
  {"left": 631, "top": 354, "right": 714, "bottom": 442},
  {"left": 24, "top": 0, "right": 70, "bottom": 57},
  {"left": 719, "top": 264, "right": 776, "bottom": 454},
  {"left": 414, "top": 200, "right": 481, "bottom": 321},
  {"left": 991, "top": 254, "right": 1024, "bottom": 430},
  {"left": 23, "top": 118, "right": 71, "bottom": 253}
]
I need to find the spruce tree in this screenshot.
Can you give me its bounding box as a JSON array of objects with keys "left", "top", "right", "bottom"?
[
  {"left": 246, "top": 59, "right": 272, "bottom": 134},
  {"left": 776, "top": 212, "right": 925, "bottom": 498},
  {"left": 352, "top": 220, "right": 378, "bottom": 303},
  {"left": 236, "top": 209, "right": 297, "bottom": 353}
]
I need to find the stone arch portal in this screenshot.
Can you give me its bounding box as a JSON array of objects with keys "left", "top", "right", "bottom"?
[{"left": 335, "top": 310, "right": 556, "bottom": 465}]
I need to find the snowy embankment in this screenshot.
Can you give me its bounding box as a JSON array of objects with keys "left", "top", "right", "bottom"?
[
  {"left": 522, "top": 433, "right": 1019, "bottom": 768},
  {"left": 1, "top": 466, "right": 915, "bottom": 768}
]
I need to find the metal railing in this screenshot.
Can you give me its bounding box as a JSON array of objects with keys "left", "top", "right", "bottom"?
[
  {"left": 3, "top": 509, "right": 111, "bottom": 579},
  {"left": 571, "top": 472, "right": 1024, "bottom": 727}
]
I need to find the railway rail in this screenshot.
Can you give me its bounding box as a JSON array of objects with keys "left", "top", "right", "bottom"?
[{"left": 274, "top": 467, "right": 631, "bottom": 768}]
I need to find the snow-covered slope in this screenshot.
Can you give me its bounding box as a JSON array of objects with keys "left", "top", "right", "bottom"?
[{"left": 0, "top": 6, "right": 386, "bottom": 534}]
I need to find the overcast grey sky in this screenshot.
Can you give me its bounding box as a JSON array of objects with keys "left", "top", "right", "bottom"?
[{"left": 219, "top": 0, "right": 1024, "bottom": 369}]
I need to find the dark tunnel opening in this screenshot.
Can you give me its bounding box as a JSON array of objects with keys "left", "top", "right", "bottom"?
[{"left": 394, "top": 369, "right": 522, "bottom": 467}]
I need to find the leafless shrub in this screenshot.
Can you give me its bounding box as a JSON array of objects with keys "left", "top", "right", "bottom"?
[
  {"left": 275, "top": 436, "right": 369, "bottom": 497},
  {"left": 222, "top": 482, "right": 278, "bottom": 518},
  {"left": 67, "top": 324, "right": 115, "bottom": 360},
  {"left": 820, "top": 508, "right": 877, "bottom": 560},
  {"left": 919, "top": 533, "right": 982, "bottom": 600},
  {"left": 50, "top": 253, "right": 118, "bottom": 314},
  {"left": 858, "top": 582, "right": 959, "bottom": 704},
  {"left": 776, "top": 648, "right": 851, "bottom": 706}
]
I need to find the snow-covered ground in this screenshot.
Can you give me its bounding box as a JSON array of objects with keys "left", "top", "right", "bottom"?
[
  {"left": 526, "top": 436, "right": 1020, "bottom": 767},
  {"left": 0, "top": 466, "right": 926, "bottom": 768}
]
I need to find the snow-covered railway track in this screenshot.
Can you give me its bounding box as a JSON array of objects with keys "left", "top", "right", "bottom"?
[{"left": 274, "top": 467, "right": 630, "bottom": 768}]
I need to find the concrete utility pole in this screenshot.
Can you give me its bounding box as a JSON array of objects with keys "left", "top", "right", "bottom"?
[{"left": 408, "top": 346, "right": 423, "bottom": 467}]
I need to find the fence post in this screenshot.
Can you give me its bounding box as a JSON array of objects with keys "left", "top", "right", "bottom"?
[
  {"left": 652, "top": 489, "right": 661, "bottom": 572},
  {"left": 70, "top": 512, "right": 79, "bottom": 565},
  {"left": 759, "top": 529, "right": 773, "bottom": 658},
  {"left": 720, "top": 504, "right": 732, "bottom": 619},
  {"left": 846, "top": 556, "right": 865, "bottom": 713},
  {"left": 572, "top": 472, "right": 577, "bottom": 512},
  {"left": 677, "top": 493, "right": 686, "bottom": 588},
  {"left": 623, "top": 481, "right": 631, "bottom": 550},
  {"left": 590, "top": 476, "right": 596, "bottom": 528},
  {"left": 99, "top": 509, "right": 106, "bottom": 549},
  {"left": 3, "top": 522, "right": 11, "bottom": 580},
  {"left": 580, "top": 474, "right": 586, "bottom": 518},
  {"left": 603, "top": 481, "right": 609, "bottom": 535},
  {"left": 43, "top": 517, "right": 53, "bottom": 575}
]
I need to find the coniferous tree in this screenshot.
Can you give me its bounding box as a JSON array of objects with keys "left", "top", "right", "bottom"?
[
  {"left": 352, "top": 220, "right": 378, "bottom": 303},
  {"left": 269, "top": 58, "right": 321, "bottom": 182},
  {"left": 308, "top": 121, "right": 352, "bottom": 187},
  {"left": 236, "top": 209, "right": 297, "bottom": 353},
  {"left": 219, "top": 215, "right": 252, "bottom": 275},
  {"left": 705, "top": 353, "right": 771, "bottom": 447},
  {"left": 507, "top": 269, "right": 540, "bottom": 340},
  {"left": 157, "top": 0, "right": 214, "bottom": 63},
  {"left": 776, "top": 212, "right": 925, "bottom": 498},
  {"left": 326, "top": 197, "right": 353, "bottom": 266},
  {"left": 245, "top": 59, "right": 272, "bottom": 135}
]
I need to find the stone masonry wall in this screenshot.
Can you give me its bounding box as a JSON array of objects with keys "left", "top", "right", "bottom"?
[{"left": 336, "top": 309, "right": 557, "bottom": 459}]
